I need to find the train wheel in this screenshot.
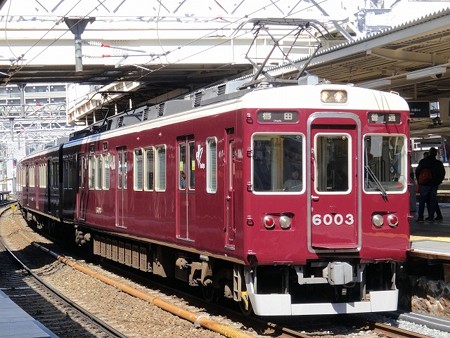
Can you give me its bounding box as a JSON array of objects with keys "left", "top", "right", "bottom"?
[{"left": 201, "top": 278, "right": 218, "bottom": 303}]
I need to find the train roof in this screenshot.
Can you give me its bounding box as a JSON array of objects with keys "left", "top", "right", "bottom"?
[
  {"left": 68, "top": 80, "right": 407, "bottom": 138},
  {"left": 19, "top": 80, "right": 409, "bottom": 162}
]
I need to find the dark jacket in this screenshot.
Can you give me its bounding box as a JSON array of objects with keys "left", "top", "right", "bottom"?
[{"left": 415, "top": 156, "right": 445, "bottom": 186}]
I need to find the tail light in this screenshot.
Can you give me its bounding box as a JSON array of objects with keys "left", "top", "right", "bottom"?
[
  {"left": 387, "top": 214, "right": 399, "bottom": 227},
  {"left": 263, "top": 216, "right": 275, "bottom": 229}
]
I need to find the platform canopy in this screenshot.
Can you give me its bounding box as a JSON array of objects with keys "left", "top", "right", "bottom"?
[{"left": 0, "top": 1, "right": 449, "bottom": 138}]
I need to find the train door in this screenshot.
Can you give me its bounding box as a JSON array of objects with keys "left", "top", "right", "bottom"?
[
  {"left": 116, "top": 147, "right": 127, "bottom": 228},
  {"left": 77, "top": 155, "right": 88, "bottom": 221},
  {"left": 224, "top": 128, "right": 236, "bottom": 249},
  {"left": 176, "top": 136, "right": 195, "bottom": 240},
  {"left": 307, "top": 114, "right": 360, "bottom": 250}
]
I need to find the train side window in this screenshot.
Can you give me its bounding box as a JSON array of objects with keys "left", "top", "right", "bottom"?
[
  {"left": 134, "top": 148, "right": 143, "bottom": 191},
  {"left": 96, "top": 155, "right": 103, "bottom": 190},
  {"left": 79, "top": 156, "right": 86, "bottom": 188},
  {"left": 103, "top": 154, "right": 110, "bottom": 190},
  {"left": 188, "top": 141, "right": 195, "bottom": 190},
  {"left": 63, "top": 158, "right": 73, "bottom": 189},
  {"left": 118, "top": 149, "right": 128, "bottom": 189},
  {"left": 206, "top": 137, "right": 217, "bottom": 193},
  {"left": 38, "top": 165, "right": 41, "bottom": 188},
  {"left": 144, "top": 147, "right": 154, "bottom": 191},
  {"left": 51, "top": 161, "right": 59, "bottom": 188},
  {"left": 155, "top": 145, "right": 166, "bottom": 191},
  {"left": 178, "top": 143, "right": 186, "bottom": 190},
  {"left": 68, "top": 158, "right": 73, "bottom": 189},
  {"left": 39, "top": 164, "right": 44, "bottom": 188},
  {"left": 29, "top": 166, "right": 35, "bottom": 188},
  {"left": 44, "top": 163, "right": 47, "bottom": 188},
  {"left": 37, "top": 165, "right": 40, "bottom": 188},
  {"left": 89, "top": 156, "right": 95, "bottom": 190}
]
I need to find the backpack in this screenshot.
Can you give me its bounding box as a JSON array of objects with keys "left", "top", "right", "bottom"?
[{"left": 418, "top": 168, "right": 432, "bottom": 185}]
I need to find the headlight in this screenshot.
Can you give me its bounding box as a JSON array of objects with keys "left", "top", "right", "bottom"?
[
  {"left": 372, "top": 214, "right": 384, "bottom": 228},
  {"left": 320, "top": 90, "right": 348, "bottom": 103},
  {"left": 279, "top": 215, "right": 292, "bottom": 229}
]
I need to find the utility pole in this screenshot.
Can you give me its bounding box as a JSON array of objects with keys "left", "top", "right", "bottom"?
[{"left": 64, "top": 17, "right": 96, "bottom": 72}]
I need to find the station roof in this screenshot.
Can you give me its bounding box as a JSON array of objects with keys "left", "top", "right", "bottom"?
[
  {"left": 2, "top": 9, "right": 450, "bottom": 114},
  {"left": 303, "top": 8, "right": 450, "bottom": 102}
]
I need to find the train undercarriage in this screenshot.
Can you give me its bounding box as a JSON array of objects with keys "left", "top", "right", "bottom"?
[
  {"left": 23, "top": 208, "right": 400, "bottom": 316},
  {"left": 85, "top": 229, "right": 400, "bottom": 316}
]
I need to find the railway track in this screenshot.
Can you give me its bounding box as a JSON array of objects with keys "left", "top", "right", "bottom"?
[
  {"left": 0, "top": 217, "right": 125, "bottom": 337},
  {"left": 371, "top": 321, "right": 429, "bottom": 338}
]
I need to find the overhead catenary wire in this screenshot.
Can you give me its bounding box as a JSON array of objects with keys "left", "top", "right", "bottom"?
[
  {"left": 1, "top": 0, "right": 107, "bottom": 84},
  {"left": 1, "top": 0, "right": 319, "bottom": 86}
]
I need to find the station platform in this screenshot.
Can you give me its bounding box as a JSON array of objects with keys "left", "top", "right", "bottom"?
[
  {"left": 410, "top": 202, "right": 450, "bottom": 283},
  {"left": 0, "top": 290, "right": 57, "bottom": 338},
  {"left": 410, "top": 202, "right": 450, "bottom": 244}
]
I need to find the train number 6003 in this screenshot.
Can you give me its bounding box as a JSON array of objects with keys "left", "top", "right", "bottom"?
[{"left": 312, "top": 214, "right": 354, "bottom": 226}]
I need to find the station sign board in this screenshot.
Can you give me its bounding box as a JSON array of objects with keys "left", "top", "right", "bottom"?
[{"left": 408, "top": 101, "right": 430, "bottom": 118}]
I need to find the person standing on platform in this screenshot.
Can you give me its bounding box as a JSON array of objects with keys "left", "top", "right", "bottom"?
[
  {"left": 415, "top": 147, "right": 445, "bottom": 222},
  {"left": 422, "top": 151, "right": 444, "bottom": 221}
]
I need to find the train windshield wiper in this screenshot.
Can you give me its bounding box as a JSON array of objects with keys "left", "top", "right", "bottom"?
[{"left": 365, "top": 164, "right": 387, "bottom": 199}]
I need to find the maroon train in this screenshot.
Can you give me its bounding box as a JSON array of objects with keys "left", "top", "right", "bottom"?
[{"left": 16, "top": 78, "right": 411, "bottom": 316}]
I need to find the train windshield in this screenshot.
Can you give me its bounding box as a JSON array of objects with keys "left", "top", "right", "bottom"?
[
  {"left": 253, "top": 134, "right": 303, "bottom": 193},
  {"left": 364, "top": 135, "right": 407, "bottom": 192}
]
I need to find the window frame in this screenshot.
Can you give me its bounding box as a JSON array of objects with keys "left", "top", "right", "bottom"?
[
  {"left": 144, "top": 147, "right": 155, "bottom": 191},
  {"left": 251, "top": 132, "right": 304, "bottom": 194},
  {"left": 314, "top": 132, "right": 351, "bottom": 194},
  {"left": 133, "top": 148, "right": 144, "bottom": 191},
  {"left": 88, "top": 156, "right": 96, "bottom": 190},
  {"left": 155, "top": 145, "right": 166, "bottom": 192},
  {"left": 206, "top": 137, "right": 218, "bottom": 193},
  {"left": 102, "top": 153, "right": 111, "bottom": 190}
]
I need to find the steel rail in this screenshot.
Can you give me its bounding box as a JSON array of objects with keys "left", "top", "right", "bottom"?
[
  {"left": 0, "top": 204, "right": 126, "bottom": 338},
  {"left": 31, "top": 240, "right": 255, "bottom": 338},
  {"left": 371, "top": 321, "right": 429, "bottom": 338}
]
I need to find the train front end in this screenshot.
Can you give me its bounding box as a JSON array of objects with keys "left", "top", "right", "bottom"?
[{"left": 239, "top": 84, "right": 411, "bottom": 315}]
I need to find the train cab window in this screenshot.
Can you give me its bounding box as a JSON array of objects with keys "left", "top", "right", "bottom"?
[
  {"left": 207, "top": 137, "right": 217, "bottom": 193},
  {"left": 364, "top": 135, "right": 407, "bottom": 192},
  {"left": 315, "top": 134, "right": 350, "bottom": 193},
  {"left": 252, "top": 134, "right": 303, "bottom": 193},
  {"left": 155, "top": 145, "right": 166, "bottom": 191}
]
